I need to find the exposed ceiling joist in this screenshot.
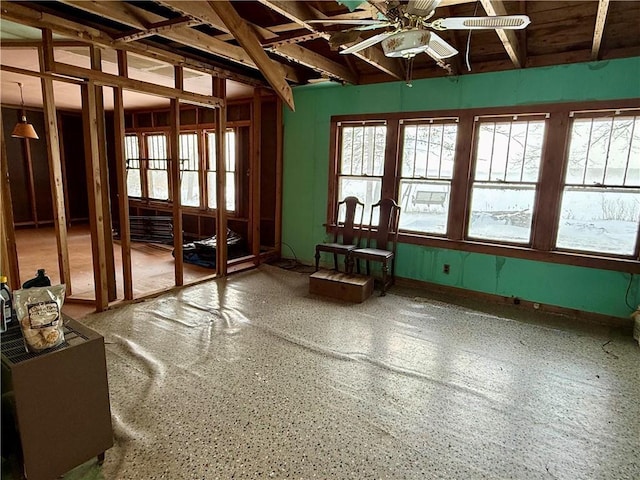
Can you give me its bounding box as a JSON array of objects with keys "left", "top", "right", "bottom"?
[
  {"left": 591, "top": 0, "right": 611, "bottom": 61},
  {"left": 207, "top": 0, "right": 295, "bottom": 111},
  {"left": 0, "top": 0, "right": 264, "bottom": 86},
  {"left": 60, "top": 0, "right": 300, "bottom": 83},
  {"left": 479, "top": 0, "right": 525, "bottom": 68},
  {"left": 257, "top": 0, "right": 403, "bottom": 80},
  {"left": 114, "top": 17, "right": 202, "bottom": 43},
  {"left": 158, "top": 0, "right": 357, "bottom": 84}
]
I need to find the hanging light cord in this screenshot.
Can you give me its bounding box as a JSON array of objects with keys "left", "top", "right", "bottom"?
[{"left": 465, "top": 1, "right": 480, "bottom": 72}]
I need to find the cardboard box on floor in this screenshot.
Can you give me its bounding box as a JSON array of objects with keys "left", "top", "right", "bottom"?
[{"left": 309, "top": 270, "right": 373, "bottom": 303}]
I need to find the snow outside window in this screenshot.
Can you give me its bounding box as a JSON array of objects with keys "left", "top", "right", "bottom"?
[
  {"left": 179, "top": 133, "right": 200, "bottom": 207},
  {"left": 337, "top": 123, "right": 385, "bottom": 224},
  {"left": 124, "top": 135, "right": 141, "bottom": 197},
  {"left": 206, "top": 130, "right": 236, "bottom": 211},
  {"left": 398, "top": 120, "right": 458, "bottom": 235},
  {"left": 467, "top": 118, "right": 546, "bottom": 244},
  {"left": 556, "top": 113, "right": 640, "bottom": 256},
  {"left": 145, "top": 134, "right": 169, "bottom": 200}
]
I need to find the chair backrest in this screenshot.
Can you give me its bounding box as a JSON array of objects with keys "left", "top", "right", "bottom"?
[
  {"left": 334, "top": 196, "right": 365, "bottom": 245},
  {"left": 365, "top": 198, "right": 401, "bottom": 252}
]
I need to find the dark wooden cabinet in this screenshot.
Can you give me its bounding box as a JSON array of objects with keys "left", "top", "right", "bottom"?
[{"left": 1, "top": 318, "right": 113, "bottom": 480}]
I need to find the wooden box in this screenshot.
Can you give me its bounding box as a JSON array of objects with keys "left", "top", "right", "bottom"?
[{"left": 309, "top": 270, "right": 373, "bottom": 303}]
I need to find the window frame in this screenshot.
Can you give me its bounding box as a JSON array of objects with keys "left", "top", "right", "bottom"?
[
  {"left": 466, "top": 114, "right": 548, "bottom": 246},
  {"left": 327, "top": 99, "right": 640, "bottom": 274}
]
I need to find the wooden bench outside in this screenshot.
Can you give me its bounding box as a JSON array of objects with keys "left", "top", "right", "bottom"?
[{"left": 411, "top": 190, "right": 447, "bottom": 208}]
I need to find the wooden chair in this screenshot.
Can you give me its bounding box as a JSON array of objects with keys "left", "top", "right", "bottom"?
[
  {"left": 315, "top": 196, "right": 365, "bottom": 272},
  {"left": 347, "top": 198, "right": 401, "bottom": 296}
]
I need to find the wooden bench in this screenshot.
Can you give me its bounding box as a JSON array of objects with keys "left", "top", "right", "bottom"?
[{"left": 411, "top": 190, "right": 447, "bottom": 208}]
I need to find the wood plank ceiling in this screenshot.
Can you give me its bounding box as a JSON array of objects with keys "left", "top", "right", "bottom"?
[{"left": 1, "top": 0, "right": 639, "bottom": 108}]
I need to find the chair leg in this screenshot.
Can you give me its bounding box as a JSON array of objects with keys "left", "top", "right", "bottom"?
[
  {"left": 344, "top": 255, "right": 350, "bottom": 273},
  {"left": 314, "top": 249, "right": 320, "bottom": 272},
  {"left": 381, "top": 262, "right": 388, "bottom": 296},
  {"left": 333, "top": 253, "right": 339, "bottom": 271}
]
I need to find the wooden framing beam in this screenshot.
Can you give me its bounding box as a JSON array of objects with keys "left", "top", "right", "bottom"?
[
  {"left": 208, "top": 0, "right": 295, "bottom": 111},
  {"left": 250, "top": 90, "right": 262, "bottom": 261},
  {"left": 274, "top": 97, "right": 283, "bottom": 255},
  {"left": 51, "top": 61, "right": 224, "bottom": 108},
  {"left": 479, "top": 0, "right": 525, "bottom": 68},
  {"left": 89, "top": 46, "right": 117, "bottom": 302},
  {"left": 113, "top": 51, "right": 134, "bottom": 300},
  {"left": 81, "top": 81, "right": 109, "bottom": 311},
  {"left": 591, "top": 0, "right": 611, "bottom": 61},
  {"left": 214, "top": 77, "right": 228, "bottom": 277},
  {"left": 0, "top": 114, "right": 21, "bottom": 288},
  {"left": 171, "top": 67, "right": 184, "bottom": 287},
  {"left": 1, "top": 1, "right": 266, "bottom": 86},
  {"left": 39, "top": 44, "right": 72, "bottom": 295},
  {"left": 257, "top": 0, "right": 403, "bottom": 80},
  {"left": 159, "top": 0, "right": 355, "bottom": 84},
  {"left": 59, "top": 0, "right": 299, "bottom": 83},
  {"left": 114, "top": 17, "right": 201, "bottom": 43}
]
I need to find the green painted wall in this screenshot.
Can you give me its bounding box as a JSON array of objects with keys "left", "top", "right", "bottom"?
[{"left": 282, "top": 57, "right": 640, "bottom": 319}]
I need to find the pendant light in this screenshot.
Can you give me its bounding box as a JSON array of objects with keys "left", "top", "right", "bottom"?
[{"left": 11, "top": 82, "right": 39, "bottom": 140}]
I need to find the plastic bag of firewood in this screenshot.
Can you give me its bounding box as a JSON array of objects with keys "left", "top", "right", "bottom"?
[{"left": 13, "top": 284, "right": 66, "bottom": 352}]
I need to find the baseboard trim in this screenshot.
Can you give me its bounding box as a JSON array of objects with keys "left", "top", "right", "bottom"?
[{"left": 394, "top": 276, "right": 633, "bottom": 330}]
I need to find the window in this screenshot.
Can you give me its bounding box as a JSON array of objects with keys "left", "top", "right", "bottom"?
[
  {"left": 337, "top": 122, "right": 385, "bottom": 222},
  {"left": 145, "top": 133, "right": 169, "bottom": 200},
  {"left": 556, "top": 111, "right": 640, "bottom": 256},
  {"left": 206, "top": 130, "right": 236, "bottom": 211},
  {"left": 467, "top": 117, "right": 546, "bottom": 244},
  {"left": 124, "top": 135, "right": 141, "bottom": 197},
  {"left": 398, "top": 119, "right": 458, "bottom": 235},
  {"left": 179, "top": 133, "right": 200, "bottom": 207}
]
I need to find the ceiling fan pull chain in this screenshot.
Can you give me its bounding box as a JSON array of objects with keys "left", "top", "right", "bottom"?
[{"left": 406, "top": 57, "right": 415, "bottom": 87}]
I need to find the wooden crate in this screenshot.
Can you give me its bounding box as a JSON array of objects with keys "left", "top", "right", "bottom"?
[{"left": 309, "top": 270, "right": 373, "bottom": 303}]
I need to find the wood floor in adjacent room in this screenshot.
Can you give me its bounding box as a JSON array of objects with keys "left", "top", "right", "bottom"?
[
  {"left": 45, "top": 265, "right": 640, "bottom": 479},
  {"left": 14, "top": 225, "right": 214, "bottom": 317}
]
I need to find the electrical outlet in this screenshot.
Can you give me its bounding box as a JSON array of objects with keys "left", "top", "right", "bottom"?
[{"left": 443, "top": 264, "right": 450, "bottom": 274}]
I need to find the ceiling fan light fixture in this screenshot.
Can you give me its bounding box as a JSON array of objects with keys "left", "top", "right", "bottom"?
[{"left": 382, "top": 30, "right": 431, "bottom": 58}]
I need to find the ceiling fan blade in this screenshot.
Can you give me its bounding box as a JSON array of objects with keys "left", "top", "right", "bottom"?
[
  {"left": 433, "top": 15, "right": 531, "bottom": 30},
  {"left": 406, "top": 0, "right": 442, "bottom": 17},
  {"left": 341, "top": 31, "right": 395, "bottom": 54},
  {"left": 423, "top": 31, "right": 458, "bottom": 60}
]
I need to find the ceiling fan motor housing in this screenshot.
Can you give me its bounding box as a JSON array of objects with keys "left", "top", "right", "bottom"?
[{"left": 382, "top": 30, "right": 431, "bottom": 58}]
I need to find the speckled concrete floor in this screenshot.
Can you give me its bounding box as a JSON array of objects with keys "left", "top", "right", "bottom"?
[{"left": 73, "top": 264, "right": 638, "bottom": 480}]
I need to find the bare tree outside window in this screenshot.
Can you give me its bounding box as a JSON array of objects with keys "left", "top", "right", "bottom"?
[
  {"left": 468, "top": 118, "right": 545, "bottom": 243},
  {"left": 557, "top": 113, "right": 640, "bottom": 255},
  {"left": 337, "top": 123, "right": 385, "bottom": 224},
  {"left": 398, "top": 120, "right": 458, "bottom": 235}
]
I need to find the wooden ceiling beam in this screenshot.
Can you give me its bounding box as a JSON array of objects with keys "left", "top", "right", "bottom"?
[
  {"left": 1, "top": 1, "right": 265, "bottom": 86},
  {"left": 207, "top": 1, "right": 295, "bottom": 111},
  {"left": 591, "top": 0, "right": 610, "bottom": 61},
  {"left": 158, "top": 0, "right": 355, "bottom": 84},
  {"left": 258, "top": 0, "right": 404, "bottom": 80},
  {"left": 479, "top": 0, "right": 525, "bottom": 68},
  {"left": 59, "top": 0, "right": 300, "bottom": 83},
  {"left": 114, "top": 17, "right": 202, "bottom": 43}
]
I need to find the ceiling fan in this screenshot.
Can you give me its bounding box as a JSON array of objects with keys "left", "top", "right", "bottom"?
[{"left": 308, "top": 0, "right": 530, "bottom": 63}]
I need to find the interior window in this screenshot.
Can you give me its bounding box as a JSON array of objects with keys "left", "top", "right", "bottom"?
[
  {"left": 556, "top": 112, "right": 640, "bottom": 255},
  {"left": 124, "top": 134, "right": 141, "bottom": 197},
  {"left": 145, "top": 133, "right": 169, "bottom": 201},
  {"left": 179, "top": 133, "right": 200, "bottom": 207},
  {"left": 206, "top": 130, "right": 236, "bottom": 212},
  {"left": 337, "top": 122, "right": 386, "bottom": 223},
  {"left": 467, "top": 118, "right": 546, "bottom": 244},
  {"left": 398, "top": 120, "right": 458, "bottom": 235}
]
